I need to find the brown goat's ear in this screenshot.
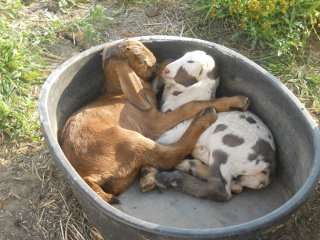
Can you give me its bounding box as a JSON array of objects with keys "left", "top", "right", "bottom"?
[
  {"left": 115, "top": 61, "right": 152, "bottom": 111},
  {"left": 102, "top": 43, "right": 126, "bottom": 64}
]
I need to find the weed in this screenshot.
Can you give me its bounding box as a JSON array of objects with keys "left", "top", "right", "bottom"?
[
  {"left": 67, "top": 5, "right": 115, "bottom": 43},
  {"left": 52, "top": 0, "right": 83, "bottom": 13}
]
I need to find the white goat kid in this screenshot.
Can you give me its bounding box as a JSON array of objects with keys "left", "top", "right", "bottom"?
[{"left": 154, "top": 51, "right": 276, "bottom": 201}]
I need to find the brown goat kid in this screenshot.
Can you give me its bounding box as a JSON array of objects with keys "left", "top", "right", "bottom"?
[{"left": 58, "top": 39, "right": 250, "bottom": 204}]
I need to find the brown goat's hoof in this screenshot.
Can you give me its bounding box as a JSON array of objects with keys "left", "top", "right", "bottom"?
[
  {"left": 140, "top": 177, "right": 157, "bottom": 192},
  {"left": 110, "top": 196, "right": 120, "bottom": 204},
  {"left": 195, "top": 107, "right": 217, "bottom": 128},
  {"left": 230, "top": 96, "right": 250, "bottom": 111},
  {"left": 140, "top": 167, "right": 159, "bottom": 192},
  {"left": 200, "top": 106, "right": 216, "bottom": 116},
  {"left": 240, "top": 96, "right": 250, "bottom": 110}
]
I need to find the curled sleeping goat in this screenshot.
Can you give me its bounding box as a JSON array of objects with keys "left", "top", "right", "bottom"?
[{"left": 151, "top": 51, "right": 276, "bottom": 201}]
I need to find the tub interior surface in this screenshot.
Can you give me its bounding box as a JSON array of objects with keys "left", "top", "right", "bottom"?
[
  {"left": 43, "top": 37, "right": 318, "bottom": 234},
  {"left": 115, "top": 177, "right": 287, "bottom": 229}
]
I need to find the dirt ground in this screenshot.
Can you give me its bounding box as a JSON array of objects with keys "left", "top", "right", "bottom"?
[{"left": 0, "top": 1, "right": 319, "bottom": 239}]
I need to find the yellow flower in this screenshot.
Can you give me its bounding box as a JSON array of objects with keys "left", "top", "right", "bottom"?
[{"left": 240, "top": 23, "right": 247, "bottom": 28}]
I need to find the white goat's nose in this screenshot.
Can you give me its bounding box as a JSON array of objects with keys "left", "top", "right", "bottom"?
[{"left": 163, "top": 68, "right": 170, "bottom": 74}]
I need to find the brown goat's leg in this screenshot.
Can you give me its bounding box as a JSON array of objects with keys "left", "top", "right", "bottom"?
[
  {"left": 139, "top": 107, "right": 217, "bottom": 192},
  {"left": 148, "top": 107, "right": 217, "bottom": 169},
  {"left": 136, "top": 107, "right": 216, "bottom": 168},
  {"left": 155, "top": 171, "right": 232, "bottom": 202},
  {"left": 149, "top": 96, "right": 250, "bottom": 137},
  {"left": 102, "top": 168, "right": 141, "bottom": 197},
  {"left": 83, "top": 176, "right": 120, "bottom": 204}
]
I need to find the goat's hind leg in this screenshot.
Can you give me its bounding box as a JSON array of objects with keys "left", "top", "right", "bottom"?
[
  {"left": 175, "top": 159, "right": 210, "bottom": 181},
  {"left": 155, "top": 171, "right": 231, "bottom": 202},
  {"left": 83, "top": 176, "right": 120, "bottom": 204}
]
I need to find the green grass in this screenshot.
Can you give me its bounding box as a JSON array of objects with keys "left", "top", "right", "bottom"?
[{"left": 0, "top": 2, "right": 48, "bottom": 141}]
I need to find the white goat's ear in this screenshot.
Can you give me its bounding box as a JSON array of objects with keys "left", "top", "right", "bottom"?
[{"left": 115, "top": 60, "right": 152, "bottom": 111}]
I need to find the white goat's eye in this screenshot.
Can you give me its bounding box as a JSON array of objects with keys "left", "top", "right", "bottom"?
[{"left": 187, "top": 60, "right": 194, "bottom": 63}]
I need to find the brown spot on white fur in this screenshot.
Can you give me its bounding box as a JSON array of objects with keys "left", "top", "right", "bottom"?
[
  {"left": 212, "top": 124, "right": 228, "bottom": 134},
  {"left": 173, "top": 91, "right": 182, "bottom": 96},
  {"left": 174, "top": 67, "right": 198, "bottom": 87},
  {"left": 222, "top": 134, "right": 245, "bottom": 147},
  {"left": 211, "top": 150, "right": 228, "bottom": 184},
  {"left": 248, "top": 138, "right": 276, "bottom": 169}
]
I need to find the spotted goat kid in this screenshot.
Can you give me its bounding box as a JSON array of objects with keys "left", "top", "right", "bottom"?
[{"left": 151, "top": 51, "right": 276, "bottom": 201}]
